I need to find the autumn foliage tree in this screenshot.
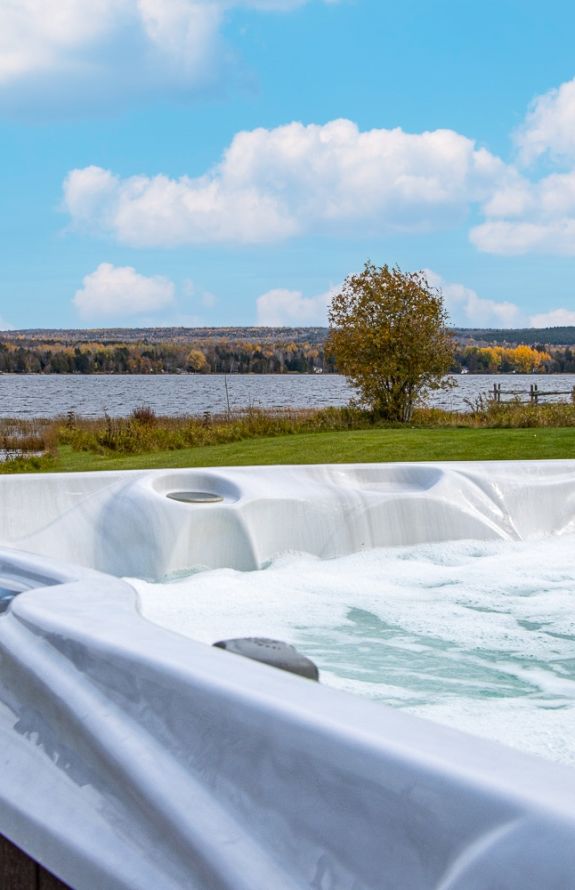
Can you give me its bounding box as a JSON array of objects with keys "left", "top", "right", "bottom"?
[
  {"left": 327, "top": 262, "right": 455, "bottom": 421},
  {"left": 186, "top": 348, "right": 208, "bottom": 372},
  {"left": 462, "top": 345, "right": 551, "bottom": 373}
]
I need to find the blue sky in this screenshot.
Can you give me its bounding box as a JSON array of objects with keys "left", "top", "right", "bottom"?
[{"left": 2, "top": 0, "right": 575, "bottom": 330}]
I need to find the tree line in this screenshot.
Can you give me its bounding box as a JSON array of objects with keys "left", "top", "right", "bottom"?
[
  {"left": 0, "top": 337, "right": 572, "bottom": 375},
  {"left": 0, "top": 339, "right": 336, "bottom": 374},
  {"left": 459, "top": 345, "right": 552, "bottom": 373}
]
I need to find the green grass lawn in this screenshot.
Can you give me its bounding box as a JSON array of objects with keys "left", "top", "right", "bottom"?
[{"left": 32, "top": 426, "right": 575, "bottom": 473}]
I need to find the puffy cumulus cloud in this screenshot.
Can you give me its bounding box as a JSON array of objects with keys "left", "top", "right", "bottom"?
[
  {"left": 471, "top": 218, "right": 575, "bottom": 255},
  {"left": 529, "top": 307, "right": 575, "bottom": 328},
  {"left": 63, "top": 120, "right": 508, "bottom": 246},
  {"left": 0, "top": 0, "right": 220, "bottom": 106},
  {"left": 424, "top": 270, "right": 523, "bottom": 328},
  {"left": 516, "top": 78, "right": 575, "bottom": 165},
  {"left": 256, "top": 285, "right": 338, "bottom": 326},
  {"left": 73, "top": 262, "right": 175, "bottom": 318},
  {"left": 0, "top": 0, "right": 118, "bottom": 80},
  {"left": 0, "top": 0, "right": 329, "bottom": 110},
  {"left": 471, "top": 168, "right": 575, "bottom": 255},
  {"left": 218, "top": 121, "right": 504, "bottom": 225},
  {"left": 471, "top": 77, "right": 575, "bottom": 256},
  {"left": 63, "top": 165, "right": 296, "bottom": 245}
]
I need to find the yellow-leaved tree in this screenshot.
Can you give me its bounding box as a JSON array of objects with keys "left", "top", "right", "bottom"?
[
  {"left": 508, "top": 345, "right": 550, "bottom": 373},
  {"left": 327, "top": 262, "right": 455, "bottom": 421},
  {"left": 186, "top": 349, "right": 207, "bottom": 372}
]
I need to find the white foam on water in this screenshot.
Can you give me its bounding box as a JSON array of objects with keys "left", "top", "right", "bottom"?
[{"left": 130, "top": 535, "right": 575, "bottom": 766}]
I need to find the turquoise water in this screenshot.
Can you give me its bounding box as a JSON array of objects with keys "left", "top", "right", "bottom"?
[{"left": 133, "top": 535, "right": 575, "bottom": 765}]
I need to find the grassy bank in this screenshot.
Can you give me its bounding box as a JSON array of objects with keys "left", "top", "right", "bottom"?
[
  {"left": 2, "top": 403, "right": 575, "bottom": 473},
  {"left": 4, "top": 426, "right": 575, "bottom": 473}
]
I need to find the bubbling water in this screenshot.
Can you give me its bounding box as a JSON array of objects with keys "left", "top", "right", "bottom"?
[{"left": 131, "top": 535, "right": 575, "bottom": 766}]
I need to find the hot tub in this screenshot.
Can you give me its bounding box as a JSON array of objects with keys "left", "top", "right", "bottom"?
[{"left": 0, "top": 462, "right": 575, "bottom": 889}]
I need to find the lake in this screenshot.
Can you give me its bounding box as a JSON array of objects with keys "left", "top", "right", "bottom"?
[{"left": 0, "top": 373, "right": 574, "bottom": 418}]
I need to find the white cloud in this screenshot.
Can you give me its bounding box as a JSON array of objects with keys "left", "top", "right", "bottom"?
[
  {"left": 72, "top": 262, "right": 175, "bottom": 318},
  {"left": 256, "top": 272, "right": 575, "bottom": 331},
  {"left": 256, "top": 271, "right": 530, "bottom": 329},
  {"left": 0, "top": 0, "right": 330, "bottom": 110},
  {"left": 516, "top": 78, "right": 575, "bottom": 165},
  {"left": 427, "top": 269, "right": 575, "bottom": 331},
  {"left": 529, "top": 308, "right": 575, "bottom": 328},
  {"left": 256, "top": 285, "right": 337, "bottom": 325},
  {"left": 63, "top": 119, "right": 508, "bottom": 245},
  {"left": 63, "top": 165, "right": 296, "bottom": 245},
  {"left": 0, "top": 316, "right": 15, "bottom": 331},
  {"left": 424, "top": 270, "right": 523, "bottom": 328},
  {"left": 471, "top": 168, "right": 575, "bottom": 255},
  {"left": 470, "top": 77, "right": 575, "bottom": 256},
  {"left": 53, "top": 71, "right": 575, "bottom": 259},
  {"left": 471, "top": 218, "right": 575, "bottom": 256}
]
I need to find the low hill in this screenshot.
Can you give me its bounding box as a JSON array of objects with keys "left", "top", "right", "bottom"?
[
  {"left": 0, "top": 326, "right": 329, "bottom": 346},
  {"left": 2, "top": 325, "right": 575, "bottom": 347},
  {"left": 452, "top": 327, "right": 575, "bottom": 346}
]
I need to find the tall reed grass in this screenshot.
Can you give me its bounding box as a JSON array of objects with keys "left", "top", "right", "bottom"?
[{"left": 57, "top": 405, "right": 368, "bottom": 454}]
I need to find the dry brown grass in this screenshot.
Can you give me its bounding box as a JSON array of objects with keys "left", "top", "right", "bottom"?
[
  {"left": 414, "top": 398, "right": 575, "bottom": 429},
  {"left": 54, "top": 405, "right": 369, "bottom": 455}
]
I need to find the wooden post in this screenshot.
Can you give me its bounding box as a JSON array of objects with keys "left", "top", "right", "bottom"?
[{"left": 223, "top": 374, "right": 231, "bottom": 420}]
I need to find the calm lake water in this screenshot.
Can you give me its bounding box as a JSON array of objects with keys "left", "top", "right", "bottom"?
[{"left": 0, "top": 373, "right": 574, "bottom": 418}]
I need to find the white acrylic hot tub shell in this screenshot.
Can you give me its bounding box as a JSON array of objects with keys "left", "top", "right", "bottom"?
[
  {"left": 1, "top": 461, "right": 575, "bottom": 889},
  {"left": 3, "top": 460, "right": 575, "bottom": 576}
]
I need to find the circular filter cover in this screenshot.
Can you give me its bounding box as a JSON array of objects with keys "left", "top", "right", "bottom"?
[{"left": 166, "top": 491, "right": 224, "bottom": 504}]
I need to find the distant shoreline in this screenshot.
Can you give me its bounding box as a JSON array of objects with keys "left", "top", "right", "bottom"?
[
  {"left": 0, "top": 370, "right": 573, "bottom": 376},
  {"left": 2, "top": 326, "right": 575, "bottom": 375}
]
